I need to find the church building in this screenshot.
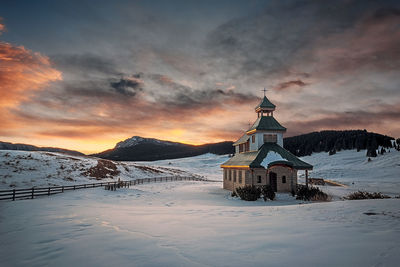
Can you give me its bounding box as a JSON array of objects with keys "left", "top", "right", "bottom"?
[{"left": 221, "top": 92, "right": 313, "bottom": 193}]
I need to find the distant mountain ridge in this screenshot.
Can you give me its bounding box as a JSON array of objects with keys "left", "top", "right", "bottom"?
[
  {"left": 0, "top": 141, "right": 84, "bottom": 156},
  {"left": 94, "top": 137, "right": 234, "bottom": 161},
  {"left": 3, "top": 130, "right": 394, "bottom": 161},
  {"left": 115, "top": 136, "right": 176, "bottom": 148}
]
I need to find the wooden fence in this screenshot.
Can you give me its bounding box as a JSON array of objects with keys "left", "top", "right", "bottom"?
[{"left": 0, "top": 176, "right": 213, "bottom": 201}]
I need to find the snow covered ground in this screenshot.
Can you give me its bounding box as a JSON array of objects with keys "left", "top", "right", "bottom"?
[
  {"left": 1, "top": 182, "right": 399, "bottom": 266},
  {"left": 0, "top": 150, "right": 195, "bottom": 189},
  {"left": 300, "top": 149, "right": 400, "bottom": 197},
  {"left": 138, "top": 153, "right": 229, "bottom": 181},
  {"left": 0, "top": 149, "right": 400, "bottom": 266}
]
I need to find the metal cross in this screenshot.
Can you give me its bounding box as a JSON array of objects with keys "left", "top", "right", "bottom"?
[{"left": 261, "top": 88, "right": 267, "bottom": 97}]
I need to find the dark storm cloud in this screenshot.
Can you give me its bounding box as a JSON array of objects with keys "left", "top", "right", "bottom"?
[{"left": 110, "top": 76, "right": 144, "bottom": 97}]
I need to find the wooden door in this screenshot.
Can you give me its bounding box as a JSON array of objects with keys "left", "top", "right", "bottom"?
[{"left": 269, "top": 172, "right": 277, "bottom": 192}]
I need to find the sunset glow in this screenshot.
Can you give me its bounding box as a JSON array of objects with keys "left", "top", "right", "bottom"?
[{"left": 1, "top": 1, "right": 399, "bottom": 154}]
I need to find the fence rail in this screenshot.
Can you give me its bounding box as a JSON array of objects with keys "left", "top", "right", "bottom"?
[{"left": 0, "top": 176, "right": 213, "bottom": 201}]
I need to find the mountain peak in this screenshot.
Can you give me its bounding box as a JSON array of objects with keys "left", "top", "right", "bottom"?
[{"left": 115, "top": 136, "right": 175, "bottom": 149}]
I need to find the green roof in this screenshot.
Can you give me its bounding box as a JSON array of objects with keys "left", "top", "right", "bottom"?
[
  {"left": 221, "top": 143, "right": 313, "bottom": 170},
  {"left": 247, "top": 116, "right": 286, "bottom": 132},
  {"left": 255, "top": 96, "right": 276, "bottom": 110}
]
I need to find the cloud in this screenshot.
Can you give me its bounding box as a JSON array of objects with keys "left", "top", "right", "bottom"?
[
  {"left": 274, "top": 80, "right": 308, "bottom": 91},
  {"left": 52, "top": 53, "right": 120, "bottom": 76},
  {"left": 285, "top": 103, "right": 400, "bottom": 137},
  {"left": 0, "top": 19, "right": 62, "bottom": 137},
  {"left": 148, "top": 74, "right": 258, "bottom": 109},
  {"left": 309, "top": 7, "right": 400, "bottom": 76},
  {"left": 110, "top": 76, "right": 144, "bottom": 97},
  {"left": 0, "top": 17, "right": 5, "bottom": 35},
  {"left": 0, "top": 42, "right": 62, "bottom": 107},
  {"left": 2, "top": 1, "right": 400, "bottom": 152}
]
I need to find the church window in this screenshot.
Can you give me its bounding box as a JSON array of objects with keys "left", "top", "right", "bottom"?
[
  {"left": 282, "top": 176, "right": 286, "bottom": 183},
  {"left": 252, "top": 135, "right": 255, "bottom": 143},
  {"left": 257, "top": 175, "right": 261, "bottom": 183},
  {"left": 264, "top": 134, "right": 277, "bottom": 143},
  {"left": 238, "top": 171, "right": 242, "bottom": 183},
  {"left": 233, "top": 170, "right": 237, "bottom": 182},
  {"left": 229, "top": 170, "right": 232, "bottom": 181}
]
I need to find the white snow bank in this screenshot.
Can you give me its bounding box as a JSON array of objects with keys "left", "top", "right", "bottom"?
[{"left": 260, "top": 151, "right": 288, "bottom": 168}]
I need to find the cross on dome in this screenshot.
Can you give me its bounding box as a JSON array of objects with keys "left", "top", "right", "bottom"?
[{"left": 261, "top": 88, "right": 268, "bottom": 97}]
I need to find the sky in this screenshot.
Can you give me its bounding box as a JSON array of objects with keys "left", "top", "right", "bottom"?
[{"left": 1, "top": 0, "right": 400, "bottom": 154}]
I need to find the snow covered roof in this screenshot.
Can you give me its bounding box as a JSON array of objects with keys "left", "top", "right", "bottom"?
[{"left": 221, "top": 143, "right": 313, "bottom": 170}]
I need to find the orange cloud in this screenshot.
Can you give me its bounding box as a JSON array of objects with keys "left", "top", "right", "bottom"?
[
  {"left": 0, "top": 17, "right": 5, "bottom": 34},
  {"left": 0, "top": 20, "right": 62, "bottom": 138},
  {"left": 0, "top": 42, "right": 62, "bottom": 107}
]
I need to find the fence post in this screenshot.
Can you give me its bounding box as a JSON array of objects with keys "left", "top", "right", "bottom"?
[
  {"left": 84, "top": 184, "right": 86, "bottom": 188},
  {"left": 12, "top": 189, "right": 15, "bottom": 201},
  {"left": 48, "top": 187, "right": 50, "bottom": 196},
  {"left": 32, "top": 187, "right": 34, "bottom": 199},
  {"left": 62, "top": 186, "right": 64, "bottom": 193},
  {"left": 74, "top": 185, "right": 76, "bottom": 190}
]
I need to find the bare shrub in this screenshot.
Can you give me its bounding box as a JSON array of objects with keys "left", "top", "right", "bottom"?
[{"left": 296, "top": 185, "right": 330, "bottom": 201}]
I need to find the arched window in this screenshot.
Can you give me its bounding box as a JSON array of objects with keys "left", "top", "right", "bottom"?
[
  {"left": 257, "top": 175, "right": 262, "bottom": 183},
  {"left": 282, "top": 175, "right": 286, "bottom": 183}
]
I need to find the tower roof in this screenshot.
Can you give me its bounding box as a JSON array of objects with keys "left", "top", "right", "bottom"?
[
  {"left": 246, "top": 116, "right": 286, "bottom": 133},
  {"left": 255, "top": 96, "right": 275, "bottom": 112}
]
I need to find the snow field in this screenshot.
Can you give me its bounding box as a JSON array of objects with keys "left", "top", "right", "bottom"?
[{"left": 0, "top": 182, "right": 399, "bottom": 266}]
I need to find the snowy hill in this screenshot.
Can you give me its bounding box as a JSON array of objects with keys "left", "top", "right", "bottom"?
[
  {"left": 0, "top": 150, "right": 195, "bottom": 189},
  {"left": 0, "top": 141, "right": 84, "bottom": 156},
  {"left": 300, "top": 149, "right": 400, "bottom": 196},
  {"left": 115, "top": 136, "right": 176, "bottom": 148}
]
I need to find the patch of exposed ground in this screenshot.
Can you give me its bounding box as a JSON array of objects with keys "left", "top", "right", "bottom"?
[{"left": 82, "top": 160, "right": 120, "bottom": 180}]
